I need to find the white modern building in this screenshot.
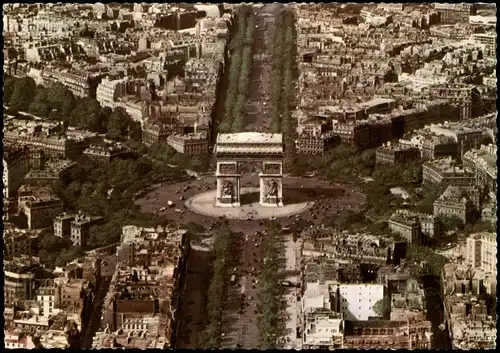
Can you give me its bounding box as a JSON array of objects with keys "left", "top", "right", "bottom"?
[
  {"left": 96, "top": 77, "right": 128, "bottom": 108},
  {"left": 303, "top": 308, "right": 344, "bottom": 349},
  {"left": 333, "top": 283, "right": 385, "bottom": 321},
  {"left": 36, "top": 282, "right": 59, "bottom": 318},
  {"left": 466, "top": 232, "right": 497, "bottom": 274}
]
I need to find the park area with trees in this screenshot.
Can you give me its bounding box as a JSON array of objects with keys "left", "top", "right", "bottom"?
[{"left": 4, "top": 76, "right": 209, "bottom": 268}]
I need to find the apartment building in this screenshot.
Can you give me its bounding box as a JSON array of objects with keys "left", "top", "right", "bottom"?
[
  {"left": 433, "top": 3, "right": 476, "bottom": 24},
  {"left": 3, "top": 132, "right": 90, "bottom": 160},
  {"left": 54, "top": 212, "right": 75, "bottom": 238},
  {"left": 462, "top": 144, "right": 497, "bottom": 198},
  {"left": 472, "top": 33, "right": 496, "bottom": 57},
  {"left": 433, "top": 186, "right": 476, "bottom": 224},
  {"left": 54, "top": 211, "right": 104, "bottom": 247},
  {"left": 375, "top": 143, "right": 420, "bottom": 164},
  {"left": 142, "top": 120, "right": 169, "bottom": 147},
  {"left": 96, "top": 77, "right": 129, "bottom": 107},
  {"left": 166, "top": 132, "right": 209, "bottom": 155},
  {"left": 4, "top": 256, "right": 42, "bottom": 305},
  {"left": 70, "top": 214, "right": 104, "bottom": 247},
  {"left": 42, "top": 67, "right": 101, "bottom": 98},
  {"left": 3, "top": 226, "right": 35, "bottom": 261},
  {"left": 96, "top": 226, "right": 189, "bottom": 349},
  {"left": 331, "top": 121, "right": 371, "bottom": 149},
  {"left": 36, "top": 280, "right": 59, "bottom": 318},
  {"left": 422, "top": 157, "right": 475, "bottom": 187},
  {"left": 441, "top": 263, "right": 496, "bottom": 349},
  {"left": 25, "top": 198, "right": 64, "bottom": 230},
  {"left": 388, "top": 210, "right": 421, "bottom": 244},
  {"left": 24, "top": 159, "right": 76, "bottom": 186},
  {"left": 3, "top": 146, "right": 31, "bottom": 199},
  {"left": 466, "top": 232, "right": 497, "bottom": 274},
  {"left": 83, "top": 144, "right": 132, "bottom": 163},
  {"left": 296, "top": 132, "right": 340, "bottom": 155},
  {"left": 302, "top": 308, "right": 343, "bottom": 349},
  {"left": 18, "top": 185, "right": 64, "bottom": 230},
  {"left": 389, "top": 210, "right": 441, "bottom": 243}
]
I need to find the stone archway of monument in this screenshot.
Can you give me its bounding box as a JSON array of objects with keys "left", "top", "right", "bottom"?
[
  {"left": 214, "top": 132, "right": 284, "bottom": 208},
  {"left": 237, "top": 160, "right": 264, "bottom": 175}
]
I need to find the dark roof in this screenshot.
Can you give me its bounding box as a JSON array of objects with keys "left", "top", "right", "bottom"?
[{"left": 115, "top": 299, "right": 155, "bottom": 314}]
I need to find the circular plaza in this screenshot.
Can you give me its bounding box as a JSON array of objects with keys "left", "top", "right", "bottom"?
[{"left": 186, "top": 187, "right": 313, "bottom": 220}]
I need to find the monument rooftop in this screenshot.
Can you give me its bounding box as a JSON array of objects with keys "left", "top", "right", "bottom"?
[
  {"left": 216, "top": 132, "right": 283, "bottom": 144},
  {"left": 214, "top": 133, "right": 284, "bottom": 156}
]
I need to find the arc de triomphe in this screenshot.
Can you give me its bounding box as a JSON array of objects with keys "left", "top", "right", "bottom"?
[{"left": 213, "top": 132, "right": 284, "bottom": 208}]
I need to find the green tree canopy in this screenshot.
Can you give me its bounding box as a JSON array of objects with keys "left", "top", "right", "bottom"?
[
  {"left": 4, "top": 76, "right": 17, "bottom": 103},
  {"left": 106, "top": 107, "right": 132, "bottom": 139},
  {"left": 69, "top": 98, "right": 106, "bottom": 131},
  {"left": 46, "top": 82, "right": 77, "bottom": 116},
  {"left": 28, "top": 87, "right": 52, "bottom": 117},
  {"left": 437, "top": 215, "right": 464, "bottom": 232},
  {"left": 373, "top": 297, "right": 391, "bottom": 317},
  {"left": 8, "top": 77, "right": 37, "bottom": 111}
]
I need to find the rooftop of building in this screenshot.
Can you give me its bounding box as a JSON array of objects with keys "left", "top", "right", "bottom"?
[
  {"left": 168, "top": 132, "right": 208, "bottom": 141},
  {"left": 467, "top": 232, "right": 496, "bottom": 243},
  {"left": 304, "top": 258, "right": 339, "bottom": 283},
  {"left": 120, "top": 225, "right": 185, "bottom": 245},
  {"left": 41, "top": 158, "right": 77, "bottom": 172},
  {"left": 424, "top": 157, "right": 473, "bottom": 174},
  {"left": 435, "top": 185, "right": 475, "bottom": 203},
  {"left": 216, "top": 132, "right": 283, "bottom": 145},
  {"left": 389, "top": 211, "right": 420, "bottom": 225},
  {"left": 378, "top": 142, "right": 418, "bottom": 152},
  {"left": 463, "top": 144, "right": 497, "bottom": 171},
  {"left": 71, "top": 212, "right": 104, "bottom": 226},
  {"left": 441, "top": 262, "right": 489, "bottom": 284},
  {"left": 344, "top": 320, "right": 409, "bottom": 332},
  {"left": 3, "top": 145, "right": 30, "bottom": 162},
  {"left": 3, "top": 223, "right": 42, "bottom": 237},
  {"left": 85, "top": 143, "right": 130, "bottom": 154},
  {"left": 4, "top": 255, "right": 41, "bottom": 274},
  {"left": 93, "top": 331, "right": 167, "bottom": 349},
  {"left": 377, "top": 261, "right": 424, "bottom": 282}
]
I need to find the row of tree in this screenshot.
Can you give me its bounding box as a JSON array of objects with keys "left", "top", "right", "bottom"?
[
  {"left": 258, "top": 224, "right": 286, "bottom": 348},
  {"left": 4, "top": 76, "right": 141, "bottom": 141},
  {"left": 219, "top": 10, "right": 255, "bottom": 133},
  {"left": 199, "top": 225, "right": 239, "bottom": 348},
  {"left": 269, "top": 14, "right": 285, "bottom": 134},
  {"left": 269, "top": 11, "right": 298, "bottom": 171}
]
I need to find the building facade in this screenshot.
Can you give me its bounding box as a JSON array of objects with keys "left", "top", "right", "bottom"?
[
  {"left": 466, "top": 232, "right": 497, "bottom": 274},
  {"left": 24, "top": 199, "right": 64, "bottom": 230},
  {"left": 376, "top": 143, "right": 420, "bottom": 164},
  {"left": 166, "top": 132, "right": 209, "bottom": 155},
  {"left": 433, "top": 186, "right": 475, "bottom": 224},
  {"left": 422, "top": 158, "right": 475, "bottom": 187},
  {"left": 3, "top": 146, "right": 31, "bottom": 199}
]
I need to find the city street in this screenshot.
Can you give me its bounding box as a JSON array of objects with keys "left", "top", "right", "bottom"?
[
  {"left": 243, "top": 4, "right": 283, "bottom": 132},
  {"left": 282, "top": 235, "right": 302, "bottom": 349},
  {"left": 79, "top": 254, "right": 117, "bottom": 349}
]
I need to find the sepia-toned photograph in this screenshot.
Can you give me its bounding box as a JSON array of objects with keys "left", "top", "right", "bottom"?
[{"left": 2, "top": 2, "right": 497, "bottom": 350}]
